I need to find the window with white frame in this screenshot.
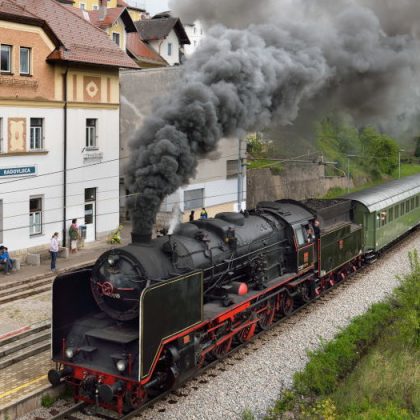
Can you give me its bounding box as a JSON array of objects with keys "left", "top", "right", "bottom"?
[
  {"left": 184, "top": 188, "right": 204, "bottom": 210},
  {"left": 30, "top": 118, "right": 44, "bottom": 150},
  {"left": 167, "top": 42, "right": 172, "bottom": 56},
  {"left": 86, "top": 118, "right": 97, "bottom": 149},
  {"left": 226, "top": 159, "right": 239, "bottom": 178},
  {"left": 0, "top": 45, "right": 12, "bottom": 73},
  {"left": 112, "top": 32, "right": 120, "bottom": 47},
  {"left": 93, "top": 4, "right": 99, "bottom": 10},
  {"left": 20, "top": 47, "right": 31, "bottom": 75},
  {"left": 80, "top": 3, "right": 86, "bottom": 9},
  {"left": 29, "top": 197, "right": 42, "bottom": 235}
]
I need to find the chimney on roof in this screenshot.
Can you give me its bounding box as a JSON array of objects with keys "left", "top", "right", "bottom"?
[{"left": 99, "top": 0, "right": 107, "bottom": 21}]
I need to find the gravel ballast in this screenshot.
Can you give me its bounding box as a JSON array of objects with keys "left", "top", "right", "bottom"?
[{"left": 22, "top": 229, "right": 419, "bottom": 420}]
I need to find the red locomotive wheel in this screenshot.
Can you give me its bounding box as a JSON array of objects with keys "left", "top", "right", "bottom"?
[
  {"left": 236, "top": 325, "right": 252, "bottom": 343},
  {"left": 257, "top": 299, "right": 275, "bottom": 330},
  {"left": 210, "top": 338, "right": 232, "bottom": 359},
  {"left": 280, "top": 294, "right": 294, "bottom": 316}
]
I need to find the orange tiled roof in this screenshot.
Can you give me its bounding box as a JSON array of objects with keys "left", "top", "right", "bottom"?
[
  {"left": 1, "top": 0, "right": 138, "bottom": 69},
  {"left": 126, "top": 32, "right": 167, "bottom": 66}
]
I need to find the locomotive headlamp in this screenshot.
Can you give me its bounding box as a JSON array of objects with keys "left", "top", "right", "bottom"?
[
  {"left": 65, "top": 347, "right": 75, "bottom": 359},
  {"left": 116, "top": 359, "right": 127, "bottom": 372},
  {"left": 107, "top": 255, "right": 119, "bottom": 266}
]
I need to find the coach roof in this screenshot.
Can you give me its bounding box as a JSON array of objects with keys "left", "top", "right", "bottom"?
[{"left": 345, "top": 173, "right": 420, "bottom": 212}]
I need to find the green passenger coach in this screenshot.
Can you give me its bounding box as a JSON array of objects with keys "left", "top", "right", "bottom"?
[{"left": 346, "top": 174, "right": 420, "bottom": 254}]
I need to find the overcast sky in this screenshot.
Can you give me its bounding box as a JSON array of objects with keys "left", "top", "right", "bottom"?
[{"left": 143, "top": 0, "right": 170, "bottom": 15}]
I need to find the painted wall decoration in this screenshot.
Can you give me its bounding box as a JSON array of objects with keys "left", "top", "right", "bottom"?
[
  {"left": 8, "top": 118, "right": 26, "bottom": 153},
  {"left": 83, "top": 76, "right": 101, "bottom": 102}
]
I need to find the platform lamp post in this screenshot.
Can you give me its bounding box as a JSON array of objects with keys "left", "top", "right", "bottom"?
[
  {"left": 346, "top": 155, "right": 357, "bottom": 192},
  {"left": 398, "top": 149, "right": 405, "bottom": 179}
]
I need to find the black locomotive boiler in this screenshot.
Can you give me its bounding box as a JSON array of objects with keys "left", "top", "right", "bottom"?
[{"left": 49, "top": 199, "right": 364, "bottom": 414}]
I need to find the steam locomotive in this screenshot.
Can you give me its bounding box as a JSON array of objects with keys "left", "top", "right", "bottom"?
[{"left": 48, "top": 175, "right": 420, "bottom": 415}]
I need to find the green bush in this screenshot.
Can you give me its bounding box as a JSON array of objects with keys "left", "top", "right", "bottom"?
[{"left": 41, "top": 393, "right": 56, "bottom": 408}]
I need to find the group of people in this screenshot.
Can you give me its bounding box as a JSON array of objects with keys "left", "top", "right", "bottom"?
[
  {"left": 189, "top": 208, "right": 208, "bottom": 222},
  {"left": 305, "top": 219, "right": 321, "bottom": 243},
  {"left": 0, "top": 245, "right": 15, "bottom": 275},
  {"left": 49, "top": 219, "right": 80, "bottom": 272}
]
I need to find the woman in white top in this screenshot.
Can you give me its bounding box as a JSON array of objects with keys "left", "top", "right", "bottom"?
[{"left": 50, "top": 232, "right": 59, "bottom": 272}]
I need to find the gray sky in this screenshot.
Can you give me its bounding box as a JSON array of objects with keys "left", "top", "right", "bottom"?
[{"left": 143, "top": 0, "right": 170, "bottom": 15}]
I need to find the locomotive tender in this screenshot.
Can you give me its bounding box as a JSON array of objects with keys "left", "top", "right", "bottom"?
[{"left": 48, "top": 174, "right": 420, "bottom": 415}]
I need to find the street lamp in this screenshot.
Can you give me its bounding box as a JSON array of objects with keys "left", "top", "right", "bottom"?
[{"left": 398, "top": 149, "right": 405, "bottom": 179}]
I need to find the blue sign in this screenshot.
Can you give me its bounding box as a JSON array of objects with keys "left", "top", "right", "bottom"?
[{"left": 0, "top": 166, "right": 37, "bottom": 177}]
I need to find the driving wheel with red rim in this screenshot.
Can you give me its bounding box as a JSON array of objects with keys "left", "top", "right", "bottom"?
[{"left": 280, "top": 294, "right": 294, "bottom": 316}]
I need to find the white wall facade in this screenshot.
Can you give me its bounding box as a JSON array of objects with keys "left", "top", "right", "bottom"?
[
  {"left": 149, "top": 29, "right": 181, "bottom": 65},
  {"left": 184, "top": 20, "right": 205, "bottom": 57},
  {"left": 0, "top": 105, "right": 120, "bottom": 253}
]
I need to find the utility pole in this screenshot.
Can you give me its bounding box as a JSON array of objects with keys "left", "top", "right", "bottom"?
[
  {"left": 398, "top": 149, "right": 405, "bottom": 179},
  {"left": 237, "top": 137, "right": 243, "bottom": 212}
]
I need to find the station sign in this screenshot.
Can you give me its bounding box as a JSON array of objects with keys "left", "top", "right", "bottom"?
[{"left": 0, "top": 166, "right": 37, "bottom": 177}]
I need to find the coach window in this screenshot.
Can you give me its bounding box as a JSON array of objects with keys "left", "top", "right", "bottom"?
[
  {"left": 395, "top": 205, "right": 399, "bottom": 219},
  {"left": 388, "top": 207, "right": 393, "bottom": 223},
  {"left": 405, "top": 200, "right": 410, "bottom": 213},
  {"left": 416, "top": 196, "right": 419, "bottom": 208},
  {"left": 411, "top": 198, "right": 415, "bottom": 211},
  {"left": 401, "top": 203, "right": 405, "bottom": 216},
  {"left": 29, "top": 197, "right": 42, "bottom": 235}
]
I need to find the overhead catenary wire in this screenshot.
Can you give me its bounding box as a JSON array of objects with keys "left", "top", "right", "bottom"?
[
  {"left": 3, "top": 187, "right": 249, "bottom": 232},
  {"left": 3, "top": 189, "right": 242, "bottom": 221},
  {"left": 0, "top": 151, "right": 243, "bottom": 187}
]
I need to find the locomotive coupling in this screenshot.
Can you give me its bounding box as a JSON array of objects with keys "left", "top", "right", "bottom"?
[{"left": 48, "top": 366, "right": 73, "bottom": 387}]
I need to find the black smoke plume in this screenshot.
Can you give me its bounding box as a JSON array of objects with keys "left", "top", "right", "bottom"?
[{"left": 127, "top": 0, "right": 420, "bottom": 234}]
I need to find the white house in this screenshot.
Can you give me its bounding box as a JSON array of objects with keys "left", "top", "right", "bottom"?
[
  {"left": 183, "top": 20, "right": 205, "bottom": 57},
  {"left": 134, "top": 12, "right": 190, "bottom": 66}
]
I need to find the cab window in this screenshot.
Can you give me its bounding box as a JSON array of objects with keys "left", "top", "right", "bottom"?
[{"left": 294, "top": 226, "right": 306, "bottom": 247}]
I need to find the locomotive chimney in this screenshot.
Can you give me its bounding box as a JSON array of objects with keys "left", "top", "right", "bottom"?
[{"left": 131, "top": 232, "right": 152, "bottom": 244}]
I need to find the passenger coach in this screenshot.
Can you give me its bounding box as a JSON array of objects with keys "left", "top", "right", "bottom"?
[{"left": 346, "top": 174, "right": 420, "bottom": 256}]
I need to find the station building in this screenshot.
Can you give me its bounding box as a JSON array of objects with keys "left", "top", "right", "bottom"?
[{"left": 0, "top": 0, "right": 137, "bottom": 253}]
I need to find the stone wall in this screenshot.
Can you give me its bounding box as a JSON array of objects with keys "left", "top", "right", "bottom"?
[{"left": 247, "top": 164, "right": 352, "bottom": 208}]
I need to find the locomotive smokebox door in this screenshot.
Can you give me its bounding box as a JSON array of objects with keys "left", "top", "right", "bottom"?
[{"left": 139, "top": 272, "right": 203, "bottom": 380}]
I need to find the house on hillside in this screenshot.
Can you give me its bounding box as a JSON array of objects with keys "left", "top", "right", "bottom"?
[
  {"left": 184, "top": 20, "right": 205, "bottom": 57},
  {"left": 64, "top": 0, "right": 167, "bottom": 68},
  {"left": 0, "top": 0, "right": 137, "bottom": 254},
  {"left": 135, "top": 12, "right": 190, "bottom": 66}
]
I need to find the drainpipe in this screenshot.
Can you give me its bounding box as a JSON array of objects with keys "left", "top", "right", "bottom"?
[{"left": 63, "top": 66, "right": 69, "bottom": 247}]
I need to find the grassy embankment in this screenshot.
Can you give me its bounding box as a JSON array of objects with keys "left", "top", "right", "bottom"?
[{"left": 260, "top": 250, "right": 420, "bottom": 420}]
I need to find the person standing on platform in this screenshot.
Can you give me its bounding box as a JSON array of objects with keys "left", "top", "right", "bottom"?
[
  {"left": 189, "top": 210, "right": 195, "bottom": 222},
  {"left": 69, "top": 219, "right": 80, "bottom": 254},
  {"left": 50, "top": 232, "right": 59, "bottom": 272}
]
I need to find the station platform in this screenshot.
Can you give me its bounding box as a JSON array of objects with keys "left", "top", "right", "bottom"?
[{"left": 0, "top": 224, "right": 131, "bottom": 418}]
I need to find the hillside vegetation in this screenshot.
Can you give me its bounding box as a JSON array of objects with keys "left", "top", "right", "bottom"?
[{"left": 265, "top": 251, "right": 420, "bottom": 420}]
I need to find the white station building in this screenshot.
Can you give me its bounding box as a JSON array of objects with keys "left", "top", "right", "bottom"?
[{"left": 0, "top": 0, "right": 138, "bottom": 254}]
